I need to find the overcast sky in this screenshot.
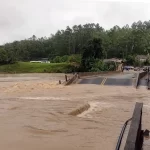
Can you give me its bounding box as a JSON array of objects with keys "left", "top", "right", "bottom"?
[{"left": 0, "top": 0, "right": 150, "bottom": 44}]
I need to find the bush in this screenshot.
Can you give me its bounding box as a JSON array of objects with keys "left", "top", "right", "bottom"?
[
  {"left": 90, "top": 60, "right": 116, "bottom": 72},
  {"left": 51, "top": 56, "right": 61, "bottom": 63},
  {"left": 126, "top": 55, "right": 135, "bottom": 65},
  {"left": 52, "top": 55, "right": 81, "bottom": 64},
  {"left": 134, "top": 59, "right": 142, "bottom": 67},
  {"left": 61, "top": 55, "right": 69, "bottom": 62},
  {"left": 68, "top": 55, "right": 81, "bottom": 64}
]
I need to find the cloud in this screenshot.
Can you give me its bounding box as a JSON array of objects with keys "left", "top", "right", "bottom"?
[{"left": 0, "top": 0, "right": 150, "bottom": 44}]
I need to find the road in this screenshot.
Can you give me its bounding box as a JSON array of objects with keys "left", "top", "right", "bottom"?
[{"left": 79, "top": 73, "right": 136, "bottom": 86}]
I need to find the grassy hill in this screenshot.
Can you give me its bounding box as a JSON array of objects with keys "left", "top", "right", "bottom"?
[{"left": 0, "top": 62, "right": 75, "bottom": 73}]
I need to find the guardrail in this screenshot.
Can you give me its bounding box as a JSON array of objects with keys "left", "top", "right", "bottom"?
[{"left": 124, "top": 102, "right": 143, "bottom": 150}]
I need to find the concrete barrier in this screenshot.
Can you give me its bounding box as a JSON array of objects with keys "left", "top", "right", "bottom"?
[
  {"left": 124, "top": 102, "right": 143, "bottom": 150},
  {"left": 135, "top": 71, "right": 147, "bottom": 88}
]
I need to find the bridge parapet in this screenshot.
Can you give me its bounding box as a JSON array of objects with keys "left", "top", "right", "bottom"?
[{"left": 124, "top": 103, "right": 143, "bottom": 150}]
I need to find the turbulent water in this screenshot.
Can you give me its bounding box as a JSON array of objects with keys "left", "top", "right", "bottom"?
[{"left": 0, "top": 73, "right": 150, "bottom": 150}]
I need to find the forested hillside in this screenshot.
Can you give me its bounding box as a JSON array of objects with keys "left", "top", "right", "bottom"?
[{"left": 1, "top": 20, "right": 150, "bottom": 64}]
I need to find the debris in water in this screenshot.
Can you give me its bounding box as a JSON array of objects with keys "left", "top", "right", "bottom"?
[{"left": 68, "top": 104, "right": 90, "bottom": 116}]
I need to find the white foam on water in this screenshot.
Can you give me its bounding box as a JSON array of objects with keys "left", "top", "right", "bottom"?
[{"left": 19, "top": 97, "right": 70, "bottom": 101}]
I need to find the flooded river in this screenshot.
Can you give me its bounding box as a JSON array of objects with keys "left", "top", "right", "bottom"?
[{"left": 0, "top": 74, "right": 150, "bottom": 150}]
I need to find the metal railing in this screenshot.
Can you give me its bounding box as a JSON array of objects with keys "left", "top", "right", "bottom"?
[{"left": 115, "top": 118, "right": 132, "bottom": 150}]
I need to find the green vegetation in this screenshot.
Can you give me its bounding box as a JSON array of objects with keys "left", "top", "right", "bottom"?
[
  {"left": 125, "top": 55, "right": 150, "bottom": 67},
  {"left": 0, "top": 62, "right": 76, "bottom": 73},
  {"left": 1, "top": 20, "right": 150, "bottom": 72},
  {"left": 91, "top": 60, "right": 117, "bottom": 72},
  {"left": 51, "top": 54, "right": 81, "bottom": 64},
  {"left": 1, "top": 21, "right": 150, "bottom": 62},
  {"left": 81, "top": 38, "right": 103, "bottom": 71}
]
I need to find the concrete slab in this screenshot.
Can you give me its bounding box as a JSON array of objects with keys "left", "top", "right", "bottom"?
[
  {"left": 79, "top": 77, "right": 104, "bottom": 85},
  {"left": 104, "top": 78, "right": 133, "bottom": 86},
  {"left": 109, "top": 73, "right": 135, "bottom": 79}
]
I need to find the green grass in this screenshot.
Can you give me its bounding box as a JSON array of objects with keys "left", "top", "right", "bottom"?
[{"left": 0, "top": 62, "right": 75, "bottom": 73}]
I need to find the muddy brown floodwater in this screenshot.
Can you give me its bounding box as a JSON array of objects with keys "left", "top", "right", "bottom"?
[{"left": 0, "top": 73, "right": 150, "bottom": 150}]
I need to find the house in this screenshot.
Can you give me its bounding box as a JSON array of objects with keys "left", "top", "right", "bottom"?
[{"left": 136, "top": 55, "right": 149, "bottom": 62}]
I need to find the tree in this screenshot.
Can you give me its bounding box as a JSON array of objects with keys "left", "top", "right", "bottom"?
[
  {"left": 81, "top": 38, "right": 103, "bottom": 71},
  {"left": 0, "top": 48, "right": 7, "bottom": 64},
  {"left": 126, "top": 55, "right": 135, "bottom": 65},
  {"left": 1, "top": 21, "right": 150, "bottom": 65}
]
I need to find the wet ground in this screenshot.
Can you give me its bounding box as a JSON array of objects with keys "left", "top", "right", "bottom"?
[{"left": 0, "top": 73, "right": 150, "bottom": 150}]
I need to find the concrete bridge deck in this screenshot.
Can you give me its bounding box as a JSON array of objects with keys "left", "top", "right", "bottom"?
[{"left": 78, "top": 73, "right": 136, "bottom": 86}]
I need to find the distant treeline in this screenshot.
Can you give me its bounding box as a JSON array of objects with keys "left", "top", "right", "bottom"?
[{"left": 1, "top": 20, "right": 150, "bottom": 64}]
